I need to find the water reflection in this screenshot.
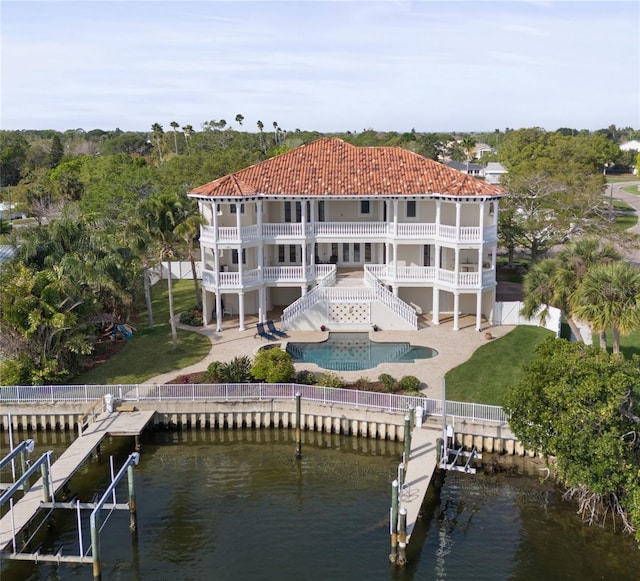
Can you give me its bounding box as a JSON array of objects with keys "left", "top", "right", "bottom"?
[{"left": 1, "top": 428, "right": 639, "bottom": 581}]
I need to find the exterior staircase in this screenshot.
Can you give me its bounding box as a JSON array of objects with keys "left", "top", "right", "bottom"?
[{"left": 281, "top": 266, "right": 417, "bottom": 331}]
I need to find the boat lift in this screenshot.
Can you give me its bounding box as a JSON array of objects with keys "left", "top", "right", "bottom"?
[{"left": 1, "top": 442, "right": 140, "bottom": 581}]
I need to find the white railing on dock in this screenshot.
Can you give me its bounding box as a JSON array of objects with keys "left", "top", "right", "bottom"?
[{"left": 0, "top": 383, "right": 508, "bottom": 424}]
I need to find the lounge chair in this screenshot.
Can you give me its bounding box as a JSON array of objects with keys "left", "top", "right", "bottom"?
[
  {"left": 266, "top": 320, "right": 288, "bottom": 338},
  {"left": 256, "top": 322, "right": 276, "bottom": 340}
]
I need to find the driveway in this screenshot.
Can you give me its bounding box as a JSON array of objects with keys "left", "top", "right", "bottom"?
[{"left": 610, "top": 180, "right": 640, "bottom": 267}]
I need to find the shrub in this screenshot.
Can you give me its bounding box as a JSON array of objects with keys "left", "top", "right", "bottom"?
[
  {"left": 378, "top": 373, "right": 397, "bottom": 393},
  {"left": 179, "top": 308, "right": 204, "bottom": 327},
  {"left": 219, "top": 356, "right": 252, "bottom": 383},
  {"left": 354, "top": 376, "right": 371, "bottom": 390},
  {"left": 251, "top": 348, "right": 295, "bottom": 383},
  {"left": 206, "top": 360, "right": 224, "bottom": 383},
  {"left": 295, "top": 370, "right": 317, "bottom": 385},
  {"left": 317, "top": 372, "right": 346, "bottom": 389},
  {"left": 399, "top": 375, "right": 421, "bottom": 393}
]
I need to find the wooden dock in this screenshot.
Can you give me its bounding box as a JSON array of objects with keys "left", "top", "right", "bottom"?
[
  {"left": 0, "top": 409, "right": 154, "bottom": 552},
  {"left": 399, "top": 426, "right": 440, "bottom": 541}
]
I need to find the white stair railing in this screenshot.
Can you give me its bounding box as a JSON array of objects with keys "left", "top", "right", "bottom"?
[
  {"left": 281, "top": 266, "right": 336, "bottom": 329},
  {"left": 364, "top": 266, "right": 418, "bottom": 329}
]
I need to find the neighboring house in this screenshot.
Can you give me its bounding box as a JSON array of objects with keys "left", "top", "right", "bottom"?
[
  {"left": 484, "top": 162, "right": 507, "bottom": 185},
  {"left": 620, "top": 140, "right": 640, "bottom": 152},
  {"left": 444, "top": 160, "right": 484, "bottom": 177},
  {"left": 473, "top": 143, "right": 493, "bottom": 158},
  {"left": 188, "top": 138, "right": 508, "bottom": 333}
]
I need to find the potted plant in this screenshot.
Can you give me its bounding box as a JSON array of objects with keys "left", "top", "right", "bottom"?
[
  {"left": 320, "top": 325, "right": 326, "bottom": 332},
  {"left": 372, "top": 324, "right": 379, "bottom": 332}
]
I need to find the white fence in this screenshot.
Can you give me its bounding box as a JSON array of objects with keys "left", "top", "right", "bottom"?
[
  {"left": 149, "top": 261, "right": 201, "bottom": 285},
  {"left": 493, "top": 301, "right": 561, "bottom": 336},
  {"left": 0, "top": 383, "right": 508, "bottom": 424}
]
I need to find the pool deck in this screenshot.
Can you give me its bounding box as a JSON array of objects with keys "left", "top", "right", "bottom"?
[{"left": 145, "top": 311, "right": 516, "bottom": 399}]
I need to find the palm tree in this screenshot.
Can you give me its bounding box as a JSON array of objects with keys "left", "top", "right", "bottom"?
[
  {"left": 170, "top": 121, "right": 180, "bottom": 154},
  {"left": 138, "top": 192, "right": 185, "bottom": 349},
  {"left": 182, "top": 125, "right": 193, "bottom": 154},
  {"left": 235, "top": 114, "right": 244, "bottom": 127},
  {"left": 257, "top": 120, "right": 265, "bottom": 153},
  {"left": 174, "top": 208, "right": 206, "bottom": 309},
  {"left": 521, "top": 259, "right": 585, "bottom": 339},
  {"left": 461, "top": 135, "right": 476, "bottom": 173},
  {"left": 554, "top": 238, "right": 620, "bottom": 347},
  {"left": 571, "top": 262, "right": 640, "bottom": 354},
  {"left": 151, "top": 123, "right": 164, "bottom": 165}
]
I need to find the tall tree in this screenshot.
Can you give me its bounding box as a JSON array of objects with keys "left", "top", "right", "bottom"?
[
  {"left": 257, "top": 120, "right": 265, "bottom": 153},
  {"left": 461, "top": 135, "right": 476, "bottom": 173},
  {"left": 235, "top": 114, "right": 244, "bottom": 127},
  {"left": 170, "top": 121, "right": 180, "bottom": 154},
  {"left": 521, "top": 238, "right": 622, "bottom": 343},
  {"left": 138, "top": 192, "right": 186, "bottom": 349},
  {"left": 571, "top": 261, "right": 640, "bottom": 354},
  {"left": 182, "top": 125, "right": 193, "bottom": 154},
  {"left": 151, "top": 123, "right": 165, "bottom": 165},
  {"left": 49, "top": 134, "right": 64, "bottom": 168},
  {"left": 174, "top": 207, "right": 206, "bottom": 309}
]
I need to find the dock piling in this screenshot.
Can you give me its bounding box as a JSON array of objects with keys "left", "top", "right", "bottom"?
[
  {"left": 398, "top": 462, "right": 405, "bottom": 490},
  {"left": 403, "top": 415, "right": 411, "bottom": 466},
  {"left": 397, "top": 507, "right": 407, "bottom": 566},
  {"left": 295, "top": 392, "right": 302, "bottom": 458},
  {"left": 389, "top": 479, "right": 399, "bottom": 563},
  {"left": 127, "top": 463, "right": 137, "bottom": 533}
]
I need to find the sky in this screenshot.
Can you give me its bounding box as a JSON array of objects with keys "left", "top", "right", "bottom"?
[{"left": 1, "top": 0, "right": 639, "bottom": 134}]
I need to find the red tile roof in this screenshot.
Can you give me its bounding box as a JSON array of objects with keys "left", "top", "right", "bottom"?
[{"left": 188, "top": 137, "right": 507, "bottom": 198}]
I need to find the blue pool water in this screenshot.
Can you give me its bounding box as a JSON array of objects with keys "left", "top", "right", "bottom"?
[{"left": 286, "top": 332, "right": 437, "bottom": 371}]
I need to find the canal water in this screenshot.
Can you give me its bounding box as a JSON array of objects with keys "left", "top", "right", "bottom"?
[{"left": 1, "top": 429, "right": 639, "bottom": 580}]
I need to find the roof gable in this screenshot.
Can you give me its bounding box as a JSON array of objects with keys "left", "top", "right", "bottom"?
[{"left": 189, "top": 137, "right": 507, "bottom": 198}]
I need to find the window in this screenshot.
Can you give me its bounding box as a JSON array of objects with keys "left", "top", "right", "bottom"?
[
  {"left": 353, "top": 243, "right": 361, "bottom": 262},
  {"left": 342, "top": 243, "right": 349, "bottom": 262},
  {"left": 365, "top": 243, "right": 372, "bottom": 262},
  {"left": 278, "top": 245, "right": 285, "bottom": 263},
  {"left": 423, "top": 245, "right": 432, "bottom": 266},
  {"left": 230, "top": 203, "right": 245, "bottom": 214},
  {"left": 284, "top": 202, "right": 302, "bottom": 222},
  {"left": 318, "top": 201, "right": 325, "bottom": 222},
  {"left": 232, "top": 249, "right": 246, "bottom": 264},
  {"left": 360, "top": 200, "right": 371, "bottom": 215},
  {"left": 406, "top": 200, "right": 417, "bottom": 218},
  {"left": 289, "top": 245, "right": 297, "bottom": 263}
]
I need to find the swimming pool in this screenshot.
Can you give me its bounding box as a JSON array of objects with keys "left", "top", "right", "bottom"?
[{"left": 286, "top": 332, "right": 437, "bottom": 371}]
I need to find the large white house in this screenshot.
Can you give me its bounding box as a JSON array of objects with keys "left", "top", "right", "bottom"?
[{"left": 188, "top": 138, "right": 508, "bottom": 333}]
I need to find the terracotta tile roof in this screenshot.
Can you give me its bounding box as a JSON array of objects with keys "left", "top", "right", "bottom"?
[{"left": 188, "top": 137, "right": 507, "bottom": 199}]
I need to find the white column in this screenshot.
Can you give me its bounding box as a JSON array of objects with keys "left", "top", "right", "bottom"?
[
  {"left": 432, "top": 287, "right": 440, "bottom": 325},
  {"left": 435, "top": 199, "right": 441, "bottom": 237},
  {"left": 216, "top": 292, "right": 222, "bottom": 332},
  {"left": 455, "top": 201, "right": 461, "bottom": 240},
  {"left": 478, "top": 201, "right": 485, "bottom": 274},
  {"left": 393, "top": 242, "right": 398, "bottom": 280},
  {"left": 301, "top": 285, "right": 307, "bottom": 297},
  {"left": 239, "top": 291, "right": 245, "bottom": 331},
  {"left": 392, "top": 285, "right": 399, "bottom": 297},
  {"left": 213, "top": 206, "right": 220, "bottom": 287},
  {"left": 453, "top": 292, "right": 460, "bottom": 331},
  {"left": 476, "top": 291, "right": 483, "bottom": 331},
  {"left": 393, "top": 199, "right": 399, "bottom": 236},
  {"left": 259, "top": 287, "right": 266, "bottom": 323}
]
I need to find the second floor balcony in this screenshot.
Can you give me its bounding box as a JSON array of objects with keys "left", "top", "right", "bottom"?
[
  {"left": 201, "top": 263, "right": 494, "bottom": 291},
  {"left": 200, "top": 222, "right": 497, "bottom": 247}
]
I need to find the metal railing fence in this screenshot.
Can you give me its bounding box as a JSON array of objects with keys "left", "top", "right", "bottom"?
[{"left": 0, "top": 383, "right": 508, "bottom": 424}]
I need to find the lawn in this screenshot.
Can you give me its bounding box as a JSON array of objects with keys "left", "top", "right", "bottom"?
[
  {"left": 73, "top": 279, "right": 212, "bottom": 385},
  {"left": 444, "top": 326, "right": 554, "bottom": 405},
  {"left": 606, "top": 175, "right": 638, "bottom": 183}
]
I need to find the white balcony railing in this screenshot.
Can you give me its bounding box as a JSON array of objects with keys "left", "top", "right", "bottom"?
[
  {"left": 202, "top": 221, "right": 491, "bottom": 245},
  {"left": 202, "top": 265, "right": 337, "bottom": 290}
]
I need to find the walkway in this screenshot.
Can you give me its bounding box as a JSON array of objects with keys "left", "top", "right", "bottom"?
[
  {"left": 0, "top": 410, "right": 154, "bottom": 551},
  {"left": 400, "top": 426, "right": 440, "bottom": 541},
  {"left": 611, "top": 180, "right": 640, "bottom": 267}
]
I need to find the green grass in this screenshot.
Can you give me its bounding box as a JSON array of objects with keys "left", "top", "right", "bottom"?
[
  {"left": 444, "top": 326, "right": 554, "bottom": 405},
  {"left": 73, "top": 280, "right": 212, "bottom": 385},
  {"left": 606, "top": 175, "right": 638, "bottom": 183},
  {"left": 622, "top": 185, "right": 640, "bottom": 195}
]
